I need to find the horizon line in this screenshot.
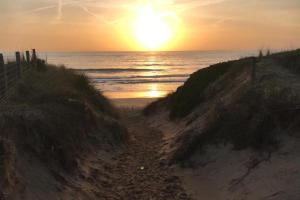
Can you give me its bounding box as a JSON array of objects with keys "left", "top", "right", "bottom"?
[{"left": 1, "top": 48, "right": 298, "bottom": 54}]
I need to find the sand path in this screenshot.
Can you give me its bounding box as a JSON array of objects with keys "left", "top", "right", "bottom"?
[
  {"left": 100, "top": 110, "right": 192, "bottom": 200},
  {"left": 57, "top": 109, "right": 193, "bottom": 199}
]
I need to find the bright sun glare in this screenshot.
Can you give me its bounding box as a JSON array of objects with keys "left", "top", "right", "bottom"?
[{"left": 134, "top": 4, "right": 174, "bottom": 50}]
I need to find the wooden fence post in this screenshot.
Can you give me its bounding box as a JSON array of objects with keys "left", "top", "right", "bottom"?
[
  {"left": 22, "top": 52, "right": 25, "bottom": 63},
  {"left": 0, "top": 53, "right": 8, "bottom": 96},
  {"left": 26, "top": 51, "right": 30, "bottom": 64},
  {"left": 16, "top": 51, "right": 21, "bottom": 77},
  {"left": 0, "top": 53, "right": 4, "bottom": 97},
  {"left": 252, "top": 57, "right": 256, "bottom": 84},
  {"left": 0, "top": 53, "right": 4, "bottom": 68},
  {"left": 32, "top": 49, "right": 37, "bottom": 64}
]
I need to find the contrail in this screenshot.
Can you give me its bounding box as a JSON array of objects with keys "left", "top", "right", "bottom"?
[
  {"left": 175, "top": 0, "right": 229, "bottom": 13},
  {"left": 22, "top": 0, "right": 130, "bottom": 25},
  {"left": 80, "top": 5, "right": 99, "bottom": 18},
  {"left": 79, "top": 4, "right": 121, "bottom": 25},
  {"left": 56, "top": 0, "right": 63, "bottom": 21},
  {"left": 23, "top": 5, "right": 57, "bottom": 14}
]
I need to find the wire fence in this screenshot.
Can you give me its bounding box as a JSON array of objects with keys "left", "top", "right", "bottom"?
[{"left": 0, "top": 49, "right": 38, "bottom": 100}]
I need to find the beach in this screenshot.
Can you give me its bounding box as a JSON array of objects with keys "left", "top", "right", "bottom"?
[{"left": 112, "top": 98, "right": 158, "bottom": 108}]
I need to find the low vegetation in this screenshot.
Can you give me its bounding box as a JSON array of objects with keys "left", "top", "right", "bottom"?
[
  {"left": 145, "top": 50, "right": 300, "bottom": 164},
  {"left": 144, "top": 57, "right": 256, "bottom": 119},
  {"left": 180, "top": 87, "right": 298, "bottom": 159},
  {"left": 270, "top": 49, "right": 300, "bottom": 74},
  {"left": 0, "top": 61, "right": 126, "bottom": 195},
  {"left": 144, "top": 62, "right": 233, "bottom": 118}
]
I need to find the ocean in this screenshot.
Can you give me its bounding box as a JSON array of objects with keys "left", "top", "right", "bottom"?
[{"left": 41, "top": 51, "right": 255, "bottom": 99}]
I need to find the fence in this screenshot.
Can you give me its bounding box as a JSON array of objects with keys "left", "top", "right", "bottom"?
[{"left": 0, "top": 49, "right": 38, "bottom": 100}]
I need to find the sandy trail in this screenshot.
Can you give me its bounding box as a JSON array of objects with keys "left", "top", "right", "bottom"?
[
  {"left": 98, "top": 110, "right": 192, "bottom": 200},
  {"left": 48, "top": 109, "right": 192, "bottom": 200}
]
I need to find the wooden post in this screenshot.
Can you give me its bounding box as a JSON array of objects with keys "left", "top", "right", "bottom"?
[
  {"left": 32, "top": 49, "right": 37, "bottom": 63},
  {"left": 32, "top": 49, "right": 37, "bottom": 69},
  {"left": 26, "top": 51, "right": 30, "bottom": 64},
  {"left": 252, "top": 57, "right": 256, "bottom": 85},
  {"left": 0, "top": 53, "right": 4, "bottom": 82},
  {"left": 22, "top": 52, "right": 25, "bottom": 63},
  {"left": 0, "top": 54, "right": 4, "bottom": 67},
  {"left": 0, "top": 53, "right": 4, "bottom": 97},
  {"left": 15, "top": 51, "right": 21, "bottom": 77},
  {"left": 0, "top": 53, "right": 8, "bottom": 96}
]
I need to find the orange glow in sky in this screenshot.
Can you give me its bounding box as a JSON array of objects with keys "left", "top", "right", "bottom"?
[
  {"left": 133, "top": 4, "right": 173, "bottom": 50},
  {"left": 130, "top": 3, "right": 181, "bottom": 50},
  {"left": 0, "top": 0, "right": 299, "bottom": 51}
]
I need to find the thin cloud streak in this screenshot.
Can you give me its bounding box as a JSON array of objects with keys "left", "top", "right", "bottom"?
[
  {"left": 23, "top": 5, "right": 57, "bottom": 14},
  {"left": 56, "top": 0, "right": 63, "bottom": 21},
  {"left": 22, "top": 0, "right": 130, "bottom": 24},
  {"left": 20, "top": 0, "right": 206, "bottom": 22},
  {"left": 1, "top": 0, "right": 299, "bottom": 51},
  {"left": 174, "top": 0, "right": 230, "bottom": 13}
]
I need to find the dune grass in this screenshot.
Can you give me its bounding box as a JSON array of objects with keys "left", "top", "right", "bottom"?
[
  {"left": 145, "top": 49, "right": 300, "bottom": 120},
  {"left": 144, "top": 61, "right": 234, "bottom": 118},
  {"left": 270, "top": 49, "right": 300, "bottom": 74},
  {"left": 144, "top": 57, "right": 255, "bottom": 119},
  {"left": 0, "top": 61, "right": 126, "bottom": 171},
  {"left": 144, "top": 50, "right": 300, "bottom": 163},
  {"left": 168, "top": 61, "right": 236, "bottom": 119}
]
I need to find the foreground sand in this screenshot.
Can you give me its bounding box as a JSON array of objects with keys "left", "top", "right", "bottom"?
[
  {"left": 61, "top": 109, "right": 192, "bottom": 199},
  {"left": 100, "top": 110, "right": 192, "bottom": 199}
]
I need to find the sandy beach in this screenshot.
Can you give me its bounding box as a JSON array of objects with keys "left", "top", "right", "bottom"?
[{"left": 112, "top": 98, "right": 158, "bottom": 108}]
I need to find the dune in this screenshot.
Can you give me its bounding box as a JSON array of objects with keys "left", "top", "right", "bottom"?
[
  {"left": 1, "top": 50, "right": 300, "bottom": 199},
  {"left": 0, "top": 61, "right": 127, "bottom": 199},
  {"left": 144, "top": 49, "right": 300, "bottom": 200}
]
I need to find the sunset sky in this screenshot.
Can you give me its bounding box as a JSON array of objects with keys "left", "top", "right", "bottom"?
[{"left": 1, "top": 0, "right": 300, "bottom": 51}]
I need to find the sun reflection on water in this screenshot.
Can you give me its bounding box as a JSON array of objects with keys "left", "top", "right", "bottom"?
[{"left": 147, "top": 84, "right": 165, "bottom": 98}]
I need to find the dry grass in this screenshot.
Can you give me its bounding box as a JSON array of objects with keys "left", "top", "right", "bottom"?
[
  {"left": 145, "top": 50, "right": 300, "bottom": 164},
  {"left": 0, "top": 62, "right": 126, "bottom": 171}
]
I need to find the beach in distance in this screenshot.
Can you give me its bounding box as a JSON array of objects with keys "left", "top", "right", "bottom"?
[
  {"left": 112, "top": 97, "right": 158, "bottom": 108},
  {"left": 41, "top": 51, "right": 256, "bottom": 101}
]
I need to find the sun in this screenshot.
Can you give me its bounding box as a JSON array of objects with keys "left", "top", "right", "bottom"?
[{"left": 134, "top": 4, "right": 173, "bottom": 50}]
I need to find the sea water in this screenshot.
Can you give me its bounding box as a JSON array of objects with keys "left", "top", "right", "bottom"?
[{"left": 42, "top": 51, "right": 256, "bottom": 99}]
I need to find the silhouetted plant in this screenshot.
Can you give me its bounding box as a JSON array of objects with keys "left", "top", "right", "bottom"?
[{"left": 259, "top": 50, "right": 264, "bottom": 58}]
